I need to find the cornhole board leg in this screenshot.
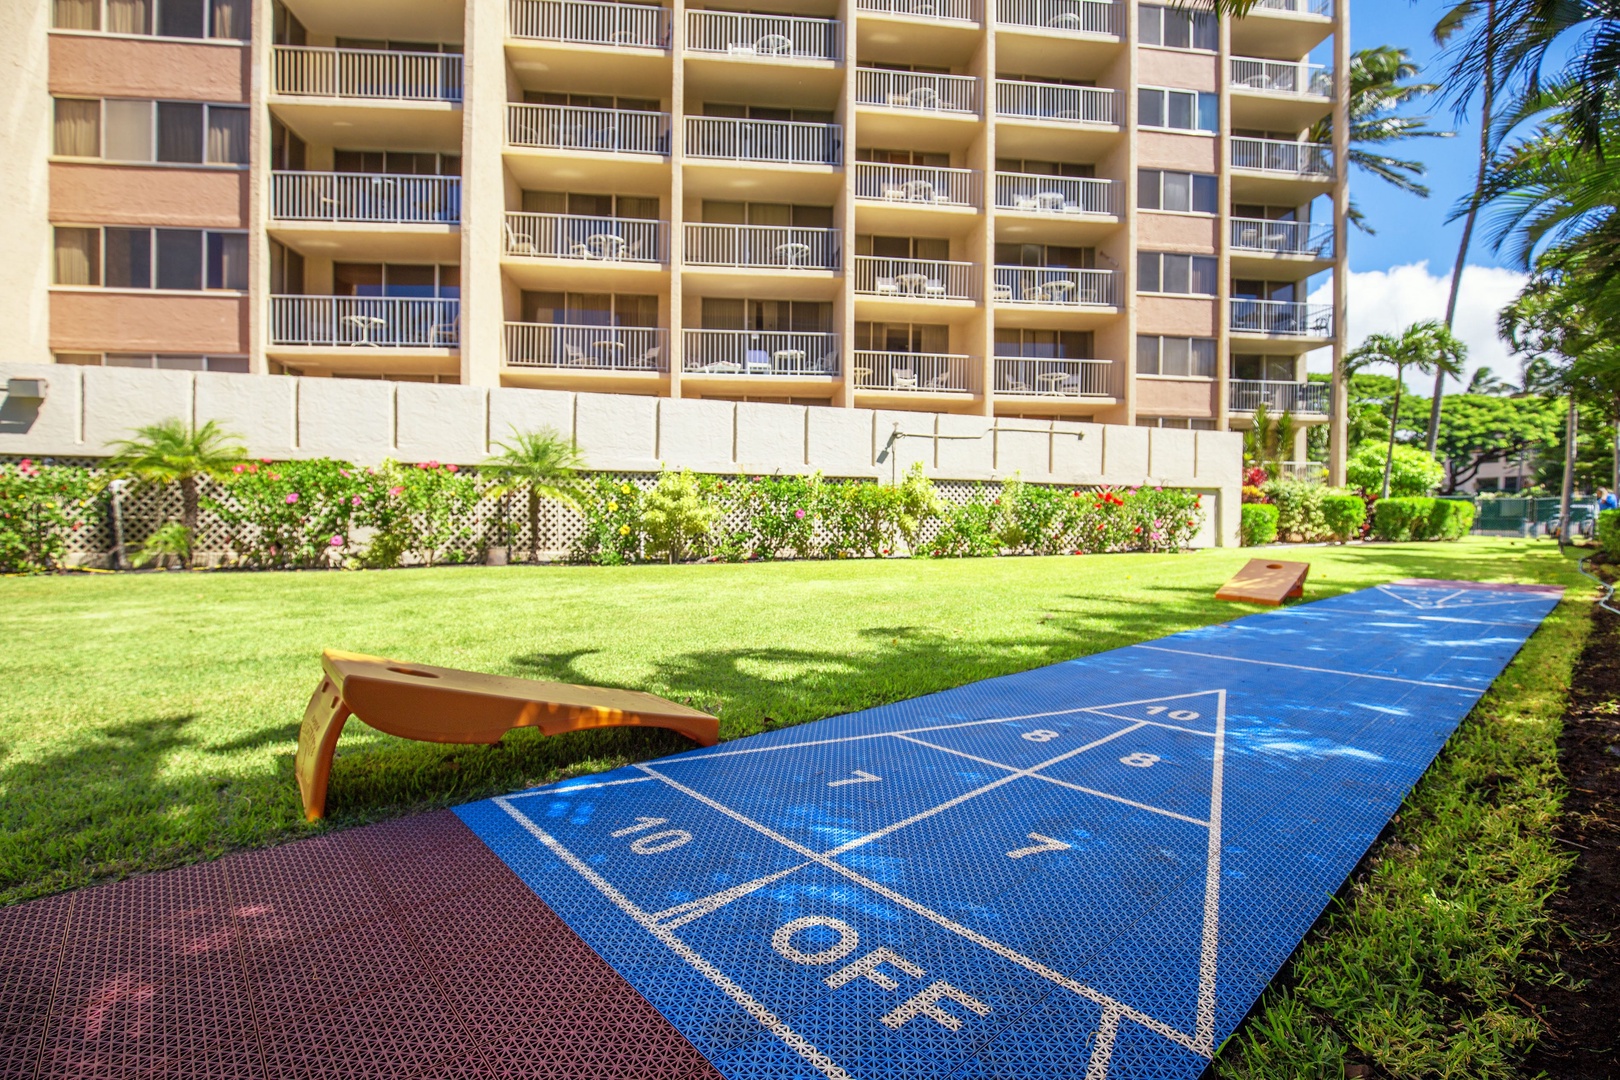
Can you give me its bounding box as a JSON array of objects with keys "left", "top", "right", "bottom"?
[
  {"left": 295, "top": 675, "right": 352, "bottom": 822},
  {"left": 1215, "top": 558, "right": 1311, "bottom": 606}
]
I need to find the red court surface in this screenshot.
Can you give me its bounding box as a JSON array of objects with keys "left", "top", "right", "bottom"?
[{"left": 0, "top": 810, "right": 722, "bottom": 1080}]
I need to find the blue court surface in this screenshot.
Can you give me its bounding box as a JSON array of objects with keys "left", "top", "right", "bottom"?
[{"left": 456, "top": 579, "right": 1562, "bottom": 1080}]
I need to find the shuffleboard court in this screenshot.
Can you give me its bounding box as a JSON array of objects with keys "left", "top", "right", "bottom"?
[{"left": 456, "top": 579, "right": 1562, "bottom": 1080}]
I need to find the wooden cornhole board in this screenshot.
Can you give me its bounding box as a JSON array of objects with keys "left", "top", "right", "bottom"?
[
  {"left": 1215, "top": 558, "right": 1310, "bottom": 606},
  {"left": 295, "top": 649, "right": 720, "bottom": 821}
]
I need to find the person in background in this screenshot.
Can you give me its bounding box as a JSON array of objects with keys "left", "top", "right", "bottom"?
[{"left": 1598, "top": 486, "right": 1618, "bottom": 512}]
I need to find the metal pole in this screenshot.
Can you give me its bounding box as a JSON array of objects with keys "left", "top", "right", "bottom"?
[
  {"left": 1558, "top": 397, "right": 1576, "bottom": 546},
  {"left": 108, "top": 479, "right": 129, "bottom": 571}
]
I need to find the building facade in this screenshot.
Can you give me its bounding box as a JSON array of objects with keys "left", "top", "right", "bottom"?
[{"left": 4, "top": 0, "right": 1349, "bottom": 469}]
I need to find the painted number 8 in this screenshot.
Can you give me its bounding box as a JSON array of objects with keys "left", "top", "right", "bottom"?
[
  {"left": 1022, "top": 729, "right": 1061, "bottom": 743},
  {"left": 1120, "top": 752, "right": 1161, "bottom": 768}
]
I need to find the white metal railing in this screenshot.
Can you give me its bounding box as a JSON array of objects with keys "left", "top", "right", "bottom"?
[
  {"left": 1230, "top": 57, "right": 1331, "bottom": 96},
  {"left": 271, "top": 46, "right": 463, "bottom": 102},
  {"left": 504, "top": 322, "right": 668, "bottom": 370},
  {"left": 1253, "top": 0, "right": 1331, "bottom": 15},
  {"left": 1229, "top": 379, "right": 1330, "bottom": 414},
  {"left": 856, "top": 0, "right": 980, "bottom": 22},
  {"left": 1231, "top": 137, "right": 1332, "bottom": 176},
  {"left": 684, "top": 223, "right": 839, "bottom": 269},
  {"left": 1229, "top": 299, "right": 1333, "bottom": 337},
  {"left": 856, "top": 68, "right": 979, "bottom": 114},
  {"left": 687, "top": 10, "right": 840, "bottom": 59},
  {"left": 271, "top": 172, "right": 461, "bottom": 224},
  {"left": 853, "top": 352, "right": 978, "bottom": 393},
  {"left": 683, "top": 330, "right": 840, "bottom": 375},
  {"left": 270, "top": 297, "right": 460, "bottom": 347},
  {"left": 685, "top": 116, "right": 841, "bottom": 165},
  {"left": 854, "top": 256, "right": 978, "bottom": 301},
  {"left": 993, "top": 266, "right": 1117, "bottom": 306},
  {"left": 1275, "top": 460, "right": 1330, "bottom": 483},
  {"left": 504, "top": 212, "right": 666, "bottom": 261},
  {"left": 995, "top": 0, "right": 1116, "bottom": 33},
  {"left": 1230, "top": 217, "right": 1333, "bottom": 257},
  {"left": 995, "top": 357, "right": 1113, "bottom": 396},
  {"left": 995, "top": 173, "right": 1114, "bottom": 215},
  {"left": 508, "top": 0, "right": 670, "bottom": 47},
  {"left": 853, "top": 162, "right": 981, "bottom": 207},
  {"left": 995, "top": 80, "right": 1115, "bottom": 124},
  {"left": 507, "top": 103, "right": 670, "bottom": 154}
]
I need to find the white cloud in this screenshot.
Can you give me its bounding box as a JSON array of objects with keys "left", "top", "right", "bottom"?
[{"left": 1305, "top": 262, "right": 1529, "bottom": 391}]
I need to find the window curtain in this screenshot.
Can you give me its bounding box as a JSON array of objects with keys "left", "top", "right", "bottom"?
[
  {"left": 54, "top": 99, "right": 101, "bottom": 157},
  {"left": 206, "top": 106, "right": 249, "bottom": 164},
  {"left": 52, "top": 0, "right": 99, "bottom": 30},
  {"left": 210, "top": 0, "right": 248, "bottom": 38},
  {"left": 157, "top": 102, "right": 204, "bottom": 163},
  {"left": 207, "top": 233, "right": 248, "bottom": 290},
  {"left": 54, "top": 228, "right": 99, "bottom": 286},
  {"left": 104, "top": 0, "right": 150, "bottom": 34},
  {"left": 103, "top": 99, "right": 153, "bottom": 161}
]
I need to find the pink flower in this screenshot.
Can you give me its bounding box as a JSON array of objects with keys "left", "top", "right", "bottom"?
[
  {"left": 261, "top": 457, "right": 273, "bottom": 464},
  {"left": 285, "top": 493, "right": 299, "bottom": 504},
  {"left": 351, "top": 495, "right": 362, "bottom": 506},
  {"left": 446, "top": 464, "right": 458, "bottom": 473},
  {"left": 794, "top": 509, "right": 806, "bottom": 519},
  {"left": 330, "top": 535, "right": 344, "bottom": 547},
  {"left": 233, "top": 464, "right": 246, "bottom": 474},
  {"left": 339, "top": 469, "right": 350, "bottom": 478},
  {"left": 19, "top": 459, "right": 31, "bottom": 469},
  {"left": 389, "top": 485, "right": 404, "bottom": 497}
]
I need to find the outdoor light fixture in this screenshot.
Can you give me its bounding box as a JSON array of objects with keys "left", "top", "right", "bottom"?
[{"left": 5, "top": 378, "right": 47, "bottom": 401}]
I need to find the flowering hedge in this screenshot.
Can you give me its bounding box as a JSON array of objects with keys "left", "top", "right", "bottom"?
[{"left": 0, "top": 460, "right": 98, "bottom": 573}]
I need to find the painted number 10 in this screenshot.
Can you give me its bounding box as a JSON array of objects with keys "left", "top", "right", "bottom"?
[
  {"left": 1144, "top": 706, "right": 1201, "bottom": 722},
  {"left": 611, "top": 816, "right": 693, "bottom": 855}
]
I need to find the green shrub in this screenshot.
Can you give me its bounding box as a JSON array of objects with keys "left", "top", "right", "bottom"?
[
  {"left": 999, "top": 476, "right": 1067, "bottom": 554},
  {"left": 641, "top": 469, "right": 721, "bottom": 562},
  {"left": 929, "top": 488, "right": 1002, "bottom": 558},
  {"left": 1321, "top": 494, "right": 1367, "bottom": 543},
  {"left": 208, "top": 458, "right": 366, "bottom": 567},
  {"left": 732, "top": 473, "right": 820, "bottom": 560},
  {"left": 1428, "top": 498, "right": 1476, "bottom": 541},
  {"left": 0, "top": 460, "right": 97, "bottom": 572},
  {"left": 130, "top": 521, "right": 193, "bottom": 569},
  {"left": 1599, "top": 509, "right": 1620, "bottom": 559},
  {"left": 569, "top": 476, "right": 644, "bottom": 565},
  {"left": 1241, "top": 503, "right": 1279, "bottom": 546},
  {"left": 820, "top": 480, "right": 905, "bottom": 558},
  {"left": 356, "top": 460, "right": 478, "bottom": 567},
  {"left": 1125, "top": 487, "right": 1205, "bottom": 552},
  {"left": 1346, "top": 444, "right": 1445, "bottom": 497},
  {"left": 1261, "top": 480, "right": 1329, "bottom": 541},
  {"left": 1372, "top": 497, "right": 1437, "bottom": 541}
]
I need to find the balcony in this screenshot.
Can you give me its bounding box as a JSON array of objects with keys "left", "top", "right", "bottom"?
[
  {"left": 1233, "top": 0, "right": 1333, "bottom": 54},
  {"left": 506, "top": 103, "right": 670, "bottom": 154},
  {"left": 1229, "top": 299, "right": 1333, "bottom": 338},
  {"left": 853, "top": 352, "right": 979, "bottom": 393},
  {"left": 995, "top": 173, "right": 1114, "bottom": 216},
  {"left": 1230, "top": 57, "right": 1332, "bottom": 128},
  {"left": 856, "top": 0, "right": 981, "bottom": 23},
  {"left": 270, "top": 297, "right": 459, "bottom": 348},
  {"left": 995, "top": 80, "right": 1115, "bottom": 125},
  {"left": 1230, "top": 57, "right": 1330, "bottom": 96},
  {"left": 995, "top": 0, "right": 1116, "bottom": 34},
  {"left": 683, "top": 330, "right": 840, "bottom": 375},
  {"left": 504, "top": 212, "right": 666, "bottom": 262},
  {"left": 993, "top": 267, "right": 1117, "bottom": 306},
  {"left": 271, "top": 46, "right": 463, "bottom": 102},
  {"left": 685, "top": 116, "right": 841, "bottom": 165},
  {"left": 685, "top": 223, "right": 839, "bottom": 269},
  {"left": 1229, "top": 379, "right": 1330, "bottom": 415},
  {"left": 854, "top": 162, "right": 981, "bottom": 208},
  {"left": 1231, "top": 137, "right": 1331, "bottom": 176},
  {"left": 504, "top": 322, "right": 667, "bottom": 371},
  {"left": 507, "top": 0, "right": 671, "bottom": 47},
  {"left": 995, "top": 357, "right": 1113, "bottom": 397},
  {"left": 856, "top": 69, "right": 980, "bottom": 114},
  {"left": 687, "top": 10, "right": 840, "bottom": 60},
  {"left": 1254, "top": 0, "right": 1331, "bottom": 14},
  {"left": 854, "top": 256, "right": 978, "bottom": 301},
  {"left": 1230, "top": 217, "right": 1332, "bottom": 258},
  {"left": 271, "top": 172, "right": 461, "bottom": 224}
]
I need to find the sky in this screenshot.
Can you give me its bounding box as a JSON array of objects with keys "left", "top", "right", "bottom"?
[{"left": 1301, "top": 0, "right": 1530, "bottom": 390}]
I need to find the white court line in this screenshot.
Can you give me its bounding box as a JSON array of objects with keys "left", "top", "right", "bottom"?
[
  {"left": 1078, "top": 710, "right": 1217, "bottom": 738},
  {"left": 1133, "top": 645, "right": 1481, "bottom": 692},
  {"left": 493, "top": 798, "right": 849, "bottom": 1080},
  {"left": 1084, "top": 1006, "right": 1122, "bottom": 1080},
  {"left": 1193, "top": 690, "right": 1227, "bottom": 1055},
  {"left": 650, "top": 863, "right": 811, "bottom": 930},
  {"left": 635, "top": 763, "right": 1205, "bottom": 1057},
  {"left": 507, "top": 775, "right": 655, "bottom": 800}
]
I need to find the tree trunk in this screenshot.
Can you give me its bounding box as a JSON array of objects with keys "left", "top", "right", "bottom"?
[
  {"left": 1382, "top": 366, "right": 1403, "bottom": 500},
  {"left": 1428, "top": 0, "right": 1496, "bottom": 454},
  {"left": 528, "top": 487, "right": 540, "bottom": 564},
  {"left": 180, "top": 475, "right": 199, "bottom": 569},
  {"left": 1559, "top": 395, "right": 1577, "bottom": 545}
]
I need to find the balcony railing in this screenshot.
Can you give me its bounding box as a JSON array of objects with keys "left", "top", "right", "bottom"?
[
  {"left": 271, "top": 172, "right": 461, "bottom": 224},
  {"left": 684, "top": 223, "right": 839, "bottom": 269},
  {"left": 270, "top": 297, "right": 460, "bottom": 348},
  {"left": 1253, "top": 0, "right": 1331, "bottom": 15},
  {"left": 995, "top": 0, "right": 1116, "bottom": 33},
  {"left": 507, "top": 103, "right": 670, "bottom": 154},
  {"left": 854, "top": 162, "right": 981, "bottom": 207},
  {"left": 683, "top": 330, "right": 840, "bottom": 375},
  {"left": 507, "top": 0, "right": 670, "bottom": 47},
  {"left": 271, "top": 46, "right": 463, "bottom": 102},
  {"left": 1275, "top": 460, "right": 1330, "bottom": 483},
  {"left": 854, "top": 256, "right": 978, "bottom": 301},
  {"left": 685, "top": 116, "right": 841, "bottom": 165},
  {"left": 995, "top": 357, "right": 1113, "bottom": 396},
  {"left": 856, "top": 0, "right": 980, "bottom": 22},
  {"left": 1230, "top": 217, "right": 1332, "bottom": 257},
  {"left": 1230, "top": 57, "right": 1331, "bottom": 96},
  {"left": 504, "top": 322, "right": 668, "bottom": 370},
  {"left": 995, "top": 172, "right": 1114, "bottom": 215},
  {"left": 687, "top": 10, "right": 840, "bottom": 59},
  {"left": 995, "top": 80, "right": 1115, "bottom": 125},
  {"left": 1229, "top": 299, "right": 1333, "bottom": 337},
  {"left": 1231, "top": 137, "right": 1331, "bottom": 177},
  {"left": 853, "top": 352, "right": 978, "bottom": 393},
  {"left": 504, "top": 212, "right": 666, "bottom": 262},
  {"left": 993, "top": 266, "right": 1117, "bottom": 306},
  {"left": 856, "top": 68, "right": 979, "bottom": 114},
  {"left": 1229, "top": 379, "right": 1330, "bottom": 414}
]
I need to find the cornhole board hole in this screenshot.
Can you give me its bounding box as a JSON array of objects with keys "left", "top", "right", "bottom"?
[
  {"left": 295, "top": 649, "right": 720, "bottom": 821},
  {"left": 1215, "top": 558, "right": 1310, "bottom": 605}
]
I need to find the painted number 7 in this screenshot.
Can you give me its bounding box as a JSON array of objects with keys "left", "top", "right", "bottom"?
[{"left": 1006, "top": 833, "right": 1072, "bottom": 859}]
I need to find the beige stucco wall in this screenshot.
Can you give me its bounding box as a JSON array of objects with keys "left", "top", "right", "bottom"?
[
  {"left": 1136, "top": 130, "right": 1219, "bottom": 173},
  {"left": 50, "top": 163, "right": 248, "bottom": 228},
  {"left": 48, "top": 293, "right": 248, "bottom": 353},
  {"left": 1138, "top": 48, "right": 1218, "bottom": 94},
  {"left": 1135, "top": 376, "right": 1218, "bottom": 418},
  {"left": 1136, "top": 212, "right": 1219, "bottom": 252},
  {"left": 1137, "top": 295, "right": 1218, "bottom": 338},
  {"left": 48, "top": 34, "right": 250, "bottom": 101}
]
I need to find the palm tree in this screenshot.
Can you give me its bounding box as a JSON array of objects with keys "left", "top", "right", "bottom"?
[
  {"left": 1242, "top": 402, "right": 1300, "bottom": 479},
  {"left": 481, "top": 427, "right": 585, "bottom": 563},
  {"left": 106, "top": 419, "right": 246, "bottom": 567},
  {"left": 1346, "top": 322, "right": 1468, "bottom": 498},
  {"left": 1465, "top": 366, "right": 1513, "bottom": 395}
]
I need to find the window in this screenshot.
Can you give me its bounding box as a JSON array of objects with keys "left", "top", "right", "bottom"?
[
  {"left": 1231, "top": 354, "right": 1297, "bottom": 381},
  {"left": 334, "top": 264, "right": 460, "bottom": 299},
  {"left": 52, "top": 0, "right": 250, "bottom": 39},
  {"left": 1137, "top": 336, "right": 1217, "bottom": 377},
  {"left": 701, "top": 103, "right": 835, "bottom": 124},
  {"left": 855, "top": 323, "right": 949, "bottom": 353},
  {"left": 56, "top": 352, "right": 249, "bottom": 372},
  {"left": 1136, "top": 416, "right": 1217, "bottom": 430},
  {"left": 522, "top": 292, "right": 658, "bottom": 326},
  {"left": 996, "top": 158, "right": 1095, "bottom": 178},
  {"left": 700, "top": 298, "right": 832, "bottom": 332},
  {"left": 994, "top": 243, "right": 1094, "bottom": 268},
  {"left": 1233, "top": 279, "right": 1297, "bottom": 302},
  {"left": 335, "top": 149, "right": 462, "bottom": 176},
  {"left": 858, "top": 236, "right": 951, "bottom": 260},
  {"left": 53, "top": 226, "right": 248, "bottom": 290},
  {"left": 993, "top": 328, "right": 1094, "bottom": 358},
  {"left": 1138, "top": 3, "right": 1217, "bottom": 50},
  {"left": 1138, "top": 169, "right": 1217, "bottom": 213},
  {"left": 1138, "top": 87, "right": 1218, "bottom": 133},
  {"left": 55, "top": 98, "right": 250, "bottom": 164},
  {"left": 858, "top": 148, "right": 950, "bottom": 167},
  {"left": 1138, "top": 251, "right": 1218, "bottom": 295},
  {"left": 703, "top": 202, "right": 833, "bottom": 227},
  {"left": 524, "top": 91, "right": 661, "bottom": 112},
  {"left": 53, "top": 99, "right": 100, "bottom": 157}
]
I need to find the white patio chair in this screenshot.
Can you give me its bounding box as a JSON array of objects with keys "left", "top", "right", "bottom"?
[
  {"left": 503, "top": 223, "right": 540, "bottom": 257},
  {"left": 562, "top": 344, "right": 588, "bottom": 366},
  {"left": 876, "top": 277, "right": 900, "bottom": 295},
  {"left": 923, "top": 279, "right": 947, "bottom": 297},
  {"left": 892, "top": 367, "right": 918, "bottom": 390}
]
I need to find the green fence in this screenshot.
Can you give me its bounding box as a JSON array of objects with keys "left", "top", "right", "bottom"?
[{"left": 1455, "top": 496, "right": 1602, "bottom": 537}]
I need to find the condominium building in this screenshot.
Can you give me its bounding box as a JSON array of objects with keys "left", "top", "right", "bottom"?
[{"left": 5, "top": 0, "right": 1348, "bottom": 466}]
